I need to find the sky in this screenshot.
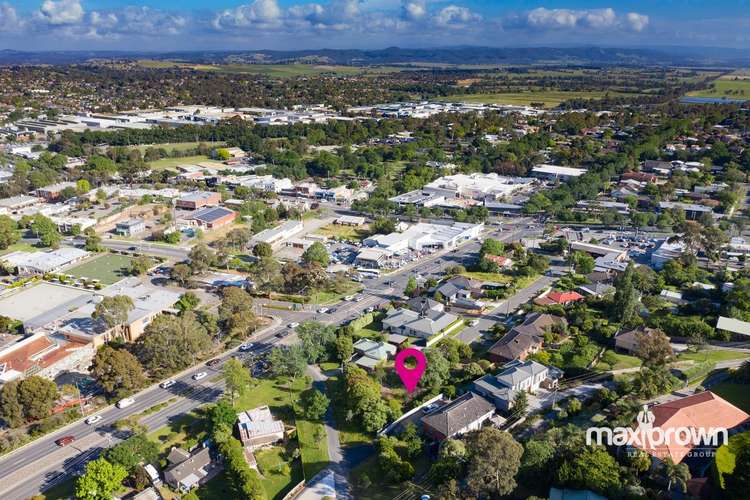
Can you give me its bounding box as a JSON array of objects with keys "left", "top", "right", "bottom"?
[{"left": 0, "top": 0, "right": 749, "bottom": 51}]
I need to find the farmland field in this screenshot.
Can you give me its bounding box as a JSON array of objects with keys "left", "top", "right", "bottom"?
[
  {"left": 441, "top": 90, "right": 632, "bottom": 107},
  {"left": 687, "top": 71, "right": 750, "bottom": 100},
  {"left": 137, "top": 60, "right": 405, "bottom": 77}
]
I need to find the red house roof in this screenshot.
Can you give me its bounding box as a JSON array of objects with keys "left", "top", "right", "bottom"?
[
  {"left": 534, "top": 290, "right": 584, "bottom": 306},
  {"left": 636, "top": 392, "right": 750, "bottom": 463}
]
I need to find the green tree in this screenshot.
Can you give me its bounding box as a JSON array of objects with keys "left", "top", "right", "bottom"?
[
  {"left": 567, "top": 251, "right": 595, "bottom": 274},
  {"left": 420, "top": 348, "right": 450, "bottom": 392},
  {"left": 301, "top": 242, "right": 330, "bottom": 267},
  {"left": 129, "top": 255, "right": 152, "bottom": 276},
  {"left": 136, "top": 312, "right": 212, "bottom": 377},
  {"left": 16, "top": 376, "right": 58, "bottom": 421},
  {"left": 188, "top": 243, "right": 215, "bottom": 274},
  {"left": 370, "top": 217, "right": 396, "bottom": 235},
  {"left": 31, "top": 214, "right": 61, "bottom": 248},
  {"left": 0, "top": 379, "right": 23, "bottom": 427},
  {"left": 635, "top": 328, "right": 672, "bottom": 366},
  {"left": 296, "top": 321, "right": 336, "bottom": 363},
  {"left": 252, "top": 242, "right": 273, "bottom": 258},
  {"left": 612, "top": 263, "right": 639, "bottom": 326},
  {"left": 84, "top": 230, "right": 102, "bottom": 252},
  {"left": 92, "top": 295, "right": 135, "bottom": 330},
  {"left": 299, "top": 388, "right": 330, "bottom": 420},
  {"left": 659, "top": 456, "right": 691, "bottom": 493},
  {"left": 176, "top": 291, "right": 201, "bottom": 312},
  {"left": 0, "top": 215, "right": 19, "bottom": 250},
  {"left": 479, "top": 238, "right": 504, "bottom": 258},
  {"left": 404, "top": 275, "right": 418, "bottom": 297},
  {"left": 726, "top": 447, "right": 750, "bottom": 497},
  {"left": 218, "top": 287, "right": 257, "bottom": 339},
  {"left": 170, "top": 263, "right": 193, "bottom": 285},
  {"left": 513, "top": 391, "right": 529, "bottom": 417},
  {"left": 555, "top": 446, "right": 621, "bottom": 495},
  {"left": 222, "top": 358, "right": 253, "bottom": 403},
  {"left": 76, "top": 179, "right": 91, "bottom": 195},
  {"left": 268, "top": 345, "right": 307, "bottom": 379},
  {"left": 465, "top": 427, "right": 523, "bottom": 497},
  {"left": 89, "top": 345, "right": 146, "bottom": 398},
  {"left": 103, "top": 434, "right": 159, "bottom": 472},
  {"left": 75, "top": 458, "right": 127, "bottom": 500}
]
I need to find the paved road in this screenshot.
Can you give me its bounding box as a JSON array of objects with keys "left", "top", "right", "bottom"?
[{"left": 0, "top": 222, "right": 532, "bottom": 499}]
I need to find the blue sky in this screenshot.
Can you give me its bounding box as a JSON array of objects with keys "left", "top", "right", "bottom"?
[{"left": 1, "top": 0, "right": 749, "bottom": 51}]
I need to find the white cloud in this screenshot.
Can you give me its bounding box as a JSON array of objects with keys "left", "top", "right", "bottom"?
[
  {"left": 434, "top": 5, "right": 481, "bottom": 28},
  {"left": 35, "top": 0, "right": 84, "bottom": 26},
  {"left": 626, "top": 12, "right": 649, "bottom": 32},
  {"left": 402, "top": 0, "right": 426, "bottom": 21},
  {"left": 213, "top": 0, "right": 282, "bottom": 30},
  {"left": 0, "top": 3, "right": 23, "bottom": 32},
  {"left": 506, "top": 7, "right": 648, "bottom": 33}
]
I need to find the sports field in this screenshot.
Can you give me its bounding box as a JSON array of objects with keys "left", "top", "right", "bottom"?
[
  {"left": 146, "top": 155, "right": 224, "bottom": 170},
  {"left": 65, "top": 253, "right": 140, "bottom": 284}
]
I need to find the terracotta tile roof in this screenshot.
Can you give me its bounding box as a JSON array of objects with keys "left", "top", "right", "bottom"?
[
  {"left": 535, "top": 290, "right": 584, "bottom": 306},
  {"left": 0, "top": 335, "right": 86, "bottom": 376},
  {"left": 636, "top": 392, "right": 750, "bottom": 463}
]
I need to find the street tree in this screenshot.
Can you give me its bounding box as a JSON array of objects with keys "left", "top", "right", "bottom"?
[
  {"left": 188, "top": 243, "right": 215, "bottom": 274},
  {"left": 404, "top": 275, "right": 418, "bottom": 297},
  {"left": 90, "top": 345, "right": 146, "bottom": 397},
  {"left": 296, "top": 321, "right": 336, "bottom": 363},
  {"left": 170, "top": 263, "right": 192, "bottom": 285},
  {"left": 103, "top": 434, "right": 159, "bottom": 473},
  {"left": 222, "top": 358, "right": 253, "bottom": 403},
  {"left": 136, "top": 312, "right": 212, "bottom": 377},
  {"left": 75, "top": 458, "right": 127, "bottom": 500},
  {"left": 218, "top": 287, "right": 257, "bottom": 340},
  {"left": 92, "top": 295, "right": 135, "bottom": 330},
  {"left": 84, "top": 230, "right": 102, "bottom": 252},
  {"left": 129, "top": 255, "right": 152, "bottom": 276}
]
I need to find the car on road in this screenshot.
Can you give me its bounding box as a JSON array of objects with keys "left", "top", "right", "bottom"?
[
  {"left": 159, "top": 380, "right": 176, "bottom": 389},
  {"left": 287, "top": 322, "right": 299, "bottom": 329},
  {"left": 364, "top": 306, "right": 374, "bottom": 313},
  {"left": 469, "top": 319, "right": 479, "bottom": 327},
  {"left": 354, "top": 296, "right": 364, "bottom": 302},
  {"left": 116, "top": 397, "right": 135, "bottom": 409},
  {"left": 84, "top": 415, "right": 102, "bottom": 425},
  {"left": 193, "top": 372, "right": 208, "bottom": 381},
  {"left": 55, "top": 436, "right": 76, "bottom": 446},
  {"left": 206, "top": 358, "right": 221, "bottom": 367},
  {"left": 317, "top": 307, "right": 330, "bottom": 314},
  {"left": 238, "top": 343, "right": 255, "bottom": 352},
  {"left": 328, "top": 308, "right": 337, "bottom": 314},
  {"left": 344, "top": 295, "right": 355, "bottom": 301}
]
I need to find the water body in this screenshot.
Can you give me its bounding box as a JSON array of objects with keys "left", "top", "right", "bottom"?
[{"left": 680, "top": 96, "right": 747, "bottom": 105}]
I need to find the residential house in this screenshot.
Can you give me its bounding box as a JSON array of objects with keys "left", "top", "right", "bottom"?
[
  {"left": 163, "top": 446, "right": 215, "bottom": 492},
  {"left": 352, "top": 338, "right": 396, "bottom": 370},
  {"left": 406, "top": 297, "right": 444, "bottom": 315},
  {"left": 434, "top": 276, "right": 485, "bottom": 310},
  {"left": 716, "top": 316, "right": 750, "bottom": 338},
  {"left": 487, "top": 313, "right": 567, "bottom": 364},
  {"left": 382, "top": 307, "right": 458, "bottom": 341},
  {"left": 534, "top": 290, "right": 584, "bottom": 307},
  {"left": 484, "top": 254, "right": 514, "bottom": 269},
  {"left": 421, "top": 392, "right": 495, "bottom": 441},
  {"left": 614, "top": 327, "right": 672, "bottom": 356},
  {"left": 635, "top": 392, "right": 750, "bottom": 463},
  {"left": 659, "top": 289, "right": 686, "bottom": 306},
  {"left": 237, "top": 406, "right": 285, "bottom": 451},
  {"left": 472, "top": 359, "right": 562, "bottom": 411}
]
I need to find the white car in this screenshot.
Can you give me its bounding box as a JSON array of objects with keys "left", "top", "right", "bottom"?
[
  {"left": 193, "top": 372, "right": 208, "bottom": 381},
  {"left": 116, "top": 397, "right": 135, "bottom": 409},
  {"left": 317, "top": 307, "right": 330, "bottom": 314},
  {"left": 159, "top": 380, "right": 176, "bottom": 389},
  {"left": 85, "top": 415, "right": 103, "bottom": 425},
  {"left": 287, "top": 322, "right": 300, "bottom": 329},
  {"left": 469, "top": 319, "right": 479, "bottom": 327},
  {"left": 344, "top": 295, "right": 355, "bottom": 301}
]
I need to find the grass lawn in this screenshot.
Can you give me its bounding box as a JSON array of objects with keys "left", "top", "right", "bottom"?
[
  {"left": 325, "top": 375, "right": 372, "bottom": 447},
  {"left": 440, "top": 90, "right": 631, "bottom": 107},
  {"left": 314, "top": 223, "right": 371, "bottom": 242},
  {"left": 296, "top": 418, "right": 329, "bottom": 479},
  {"left": 146, "top": 155, "right": 224, "bottom": 170},
  {"left": 678, "top": 350, "right": 750, "bottom": 363},
  {"left": 65, "top": 253, "right": 144, "bottom": 284},
  {"left": 255, "top": 445, "right": 305, "bottom": 499},
  {"left": 461, "top": 271, "right": 513, "bottom": 283},
  {"left": 148, "top": 410, "right": 209, "bottom": 454},
  {"left": 710, "top": 382, "right": 750, "bottom": 413},
  {"left": 309, "top": 281, "right": 363, "bottom": 305},
  {"left": 595, "top": 350, "right": 642, "bottom": 371},
  {"left": 0, "top": 241, "right": 38, "bottom": 256}
]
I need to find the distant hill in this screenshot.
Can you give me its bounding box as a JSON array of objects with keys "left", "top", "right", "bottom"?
[{"left": 1, "top": 46, "right": 749, "bottom": 67}]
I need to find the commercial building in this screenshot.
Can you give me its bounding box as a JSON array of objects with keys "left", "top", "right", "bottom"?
[
  {"left": 0, "top": 333, "right": 93, "bottom": 384},
  {"left": 2, "top": 248, "right": 89, "bottom": 275},
  {"left": 252, "top": 220, "right": 304, "bottom": 247},
  {"left": 36, "top": 182, "right": 76, "bottom": 202},
  {"left": 115, "top": 218, "right": 147, "bottom": 236},
  {"left": 363, "top": 221, "right": 483, "bottom": 253},
  {"left": 184, "top": 206, "right": 237, "bottom": 230},
  {"left": 0, "top": 195, "right": 40, "bottom": 214},
  {"left": 531, "top": 164, "right": 588, "bottom": 181},
  {"left": 175, "top": 191, "right": 221, "bottom": 210}
]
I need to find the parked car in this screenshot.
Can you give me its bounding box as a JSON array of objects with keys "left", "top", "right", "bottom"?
[
  {"left": 84, "top": 415, "right": 102, "bottom": 425},
  {"left": 193, "top": 372, "right": 208, "bottom": 381},
  {"left": 55, "top": 436, "right": 76, "bottom": 446},
  {"left": 238, "top": 343, "right": 255, "bottom": 352},
  {"left": 469, "top": 319, "right": 479, "bottom": 327},
  {"left": 116, "top": 397, "right": 135, "bottom": 409},
  {"left": 287, "top": 322, "right": 300, "bottom": 329},
  {"left": 159, "top": 380, "right": 176, "bottom": 389}
]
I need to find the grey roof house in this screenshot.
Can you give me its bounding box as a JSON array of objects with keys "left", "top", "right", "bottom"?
[
  {"left": 472, "top": 359, "right": 562, "bottom": 412},
  {"left": 352, "top": 338, "right": 396, "bottom": 370},
  {"left": 421, "top": 392, "right": 495, "bottom": 441},
  {"left": 382, "top": 307, "right": 458, "bottom": 340},
  {"left": 164, "top": 446, "right": 216, "bottom": 492}
]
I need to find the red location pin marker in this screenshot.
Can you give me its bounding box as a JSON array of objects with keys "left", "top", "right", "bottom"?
[{"left": 395, "top": 348, "right": 427, "bottom": 393}]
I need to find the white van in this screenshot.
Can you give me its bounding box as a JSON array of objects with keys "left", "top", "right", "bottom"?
[{"left": 116, "top": 397, "right": 135, "bottom": 409}]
